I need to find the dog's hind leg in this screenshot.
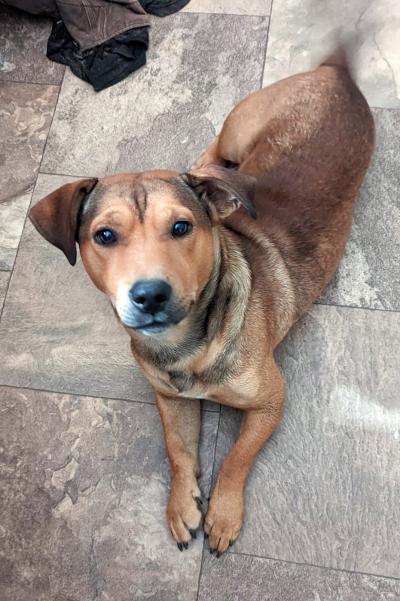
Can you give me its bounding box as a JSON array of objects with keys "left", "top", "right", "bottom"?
[{"left": 156, "top": 393, "right": 203, "bottom": 550}]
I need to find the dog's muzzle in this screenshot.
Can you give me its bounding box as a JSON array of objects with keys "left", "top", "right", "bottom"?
[{"left": 116, "top": 279, "right": 186, "bottom": 335}]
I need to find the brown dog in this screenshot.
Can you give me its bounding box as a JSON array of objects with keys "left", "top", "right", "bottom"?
[{"left": 29, "top": 53, "right": 374, "bottom": 556}]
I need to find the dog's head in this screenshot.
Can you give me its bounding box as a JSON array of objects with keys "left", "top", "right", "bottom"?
[{"left": 29, "top": 167, "right": 255, "bottom": 338}]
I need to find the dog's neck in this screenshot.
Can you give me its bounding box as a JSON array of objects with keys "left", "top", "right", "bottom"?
[{"left": 127, "top": 225, "right": 252, "bottom": 377}]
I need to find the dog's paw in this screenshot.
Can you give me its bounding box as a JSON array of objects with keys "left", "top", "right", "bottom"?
[
  {"left": 167, "top": 477, "right": 203, "bottom": 551},
  {"left": 204, "top": 481, "right": 244, "bottom": 557}
]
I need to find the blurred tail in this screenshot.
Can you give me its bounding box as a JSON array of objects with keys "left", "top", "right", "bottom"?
[
  {"left": 320, "top": 34, "right": 359, "bottom": 77},
  {"left": 322, "top": 45, "right": 349, "bottom": 68}
]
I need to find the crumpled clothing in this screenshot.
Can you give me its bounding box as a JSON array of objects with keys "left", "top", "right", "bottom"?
[
  {"left": 47, "top": 19, "right": 149, "bottom": 91},
  {"left": 0, "top": 0, "right": 192, "bottom": 91},
  {"left": 138, "top": 0, "right": 191, "bottom": 16}
]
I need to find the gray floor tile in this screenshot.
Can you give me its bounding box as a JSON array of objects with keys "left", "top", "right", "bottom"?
[
  {"left": 0, "top": 191, "right": 32, "bottom": 271},
  {"left": 0, "top": 6, "right": 64, "bottom": 85},
  {"left": 0, "top": 174, "right": 217, "bottom": 410},
  {"left": 41, "top": 13, "right": 268, "bottom": 177},
  {"left": 0, "top": 174, "right": 157, "bottom": 402},
  {"left": 0, "top": 82, "right": 58, "bottom": 270},
  {"left": 198, "top": 553, "right": 400, "bottom": 601},
  {"left": 214, "top": 304, "right": 400, "bottom": 578},
  {"left": 263, "top": 0, "right": 400, "bottom": 109},
  {"left": 321, "top": 108, "right": 400, "bottom": 311},
  {"left": 0, "top": 386, "right": 219, "bottom": 601},
  {"left": 0, "top": 271, "right": 10, "bottom": 314},
  {"left": 182, "top": 0, "right": 271, "bottom": 16}
]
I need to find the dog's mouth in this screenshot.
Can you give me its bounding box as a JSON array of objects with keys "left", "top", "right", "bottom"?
[
  {"left": 116, "top": 295, "right": 188, "bottom": 336},
  {"left": 132, "top": 320, "right": 173, "bottom": 336},
  {"left": 118, "top": 309, "right": 187, "bottom": 336}
]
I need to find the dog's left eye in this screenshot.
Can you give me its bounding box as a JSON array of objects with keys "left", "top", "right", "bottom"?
[
  {"left": 94, "top": 229, "right": 117, "bottom": 246},
  {"left": 171, "top": 221, "right": 193, "bottom": 238}
]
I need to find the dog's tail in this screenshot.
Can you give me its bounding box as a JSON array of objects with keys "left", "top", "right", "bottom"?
[
  {"left": 319, "top": 34, "right": 359, "bottom": 76},
  {"left": 322, "top": 45, "right": 349, "bottom": 69}
]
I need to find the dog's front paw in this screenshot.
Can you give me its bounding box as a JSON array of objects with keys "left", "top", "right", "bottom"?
[
  {"left": 204, "top": 477, "right": 244, "bottom": 556},
  {"left": 167, "top": 476, "right": 203, "bottom": 551}
]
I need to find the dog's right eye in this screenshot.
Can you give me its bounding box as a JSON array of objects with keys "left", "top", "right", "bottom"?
[{"left": 94, "top": 229, "right": 117, "bottom": 246}]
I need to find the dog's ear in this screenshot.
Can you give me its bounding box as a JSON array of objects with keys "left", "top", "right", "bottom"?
[
  {"left": 180, "top": 165, "right": 257, "bottom": 220},
  {"left": 29, "top": 178, "right": 98, "bottom": 266}
]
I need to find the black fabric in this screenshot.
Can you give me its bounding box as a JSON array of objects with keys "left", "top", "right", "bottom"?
[
  {"left": 3, "top": 0, "right": 190, "bottom": 91},
  {"left": 138, "top": 0, "right": 191, "bottom": 16},
  {"left": 47, "top": 20, "right": 149, "bottom": 92}
]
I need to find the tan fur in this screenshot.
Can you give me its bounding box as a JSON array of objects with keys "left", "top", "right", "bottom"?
[{"left": 29, "top": 60, "right": 375, "bottom": 556}]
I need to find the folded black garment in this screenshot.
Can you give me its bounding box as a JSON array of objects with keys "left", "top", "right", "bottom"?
[
  {"left": 47, "top": 20, "right": 149, "bottom": 92},
  {"left": 138, "top": 0, "right": 191, "bottom": 17}
]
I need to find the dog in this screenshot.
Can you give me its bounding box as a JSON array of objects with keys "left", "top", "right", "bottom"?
[{"left": 29, "top": 49, "right": 374, "bottom": 557}]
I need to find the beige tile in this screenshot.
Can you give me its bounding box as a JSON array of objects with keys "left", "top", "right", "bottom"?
[
  {"left": 0, "top": 271, "right": 10, "bottom": 314},
  {"left": 0, "top": 174, "right": 155, "bottom": 402},
  {"left": 0, "top": 5, "right": 64, "bottom": 84},
  {"left": 321, "top": 108, "right": 400, "bottom": 310},
  {"left": 199, "top": 553, "right": 400, "bottom": 601},
  {"left": 41, "top": 13, "right": 268, "bottom": 176},
  {"left": 0, "top": 192, "right": 32, "bottom": 271},
  {"left": 0, "top": 386, "right": 219, "bottom": 601},
  {"left": 263, "top": 0, "right": 400, "bottom": 108},
  {"left": 182, "top": 0, "right": 271, "bottom": 16},
  {"left": 0, "top": 82, "right": 58, "bottom": 270},
  {"left": 215, "top": 304, "right": 400, "bottom": 577}
]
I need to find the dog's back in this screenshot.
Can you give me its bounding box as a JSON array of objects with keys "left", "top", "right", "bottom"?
[{"left": 221, "top": 49, "right": 375, "bottom": 321}]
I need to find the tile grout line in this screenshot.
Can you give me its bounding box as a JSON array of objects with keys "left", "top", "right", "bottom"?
[
  {"left": 39, "top": 170, "right": 97, "bottom": 179},
  {"left": 183, "top": 11, "right": 270, "bottom": 18},
  {"left": 0, "top": 77, "right": 64, "bottom": 88},
  {"left": 227, "top": 548, "right": 400, "bottom": 583},
  {"left": 258, "top": 0, "right": 275, "bottom": 89},
  {"left": 36, "top": 69, "right": 66, "bottom": 174},
  {"left": 370, "top": 105, "right": 400, "bottom": 111},
  {"left": 0, "top": 70, "right": 64, "bottom": 323},
  {"left": 195, "top": 407, "right": 222, "bottom": 601},
  {"left": 0, "top": 382, "right": 219, "bottom": 412},
  {"left": 316, "top": 300, "right": 400, "bottom": 315},
  {"left": 2, "top": 78, "right": 398, "bottom": 112}
]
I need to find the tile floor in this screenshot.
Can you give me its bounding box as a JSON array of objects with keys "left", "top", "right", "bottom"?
[{"left": 0, "top": 2, "right": 399, "bottom": 600}]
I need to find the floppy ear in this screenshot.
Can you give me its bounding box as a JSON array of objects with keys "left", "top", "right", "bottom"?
[
  {"left": 180, "top": 165, "right": 257, "bottom": 220},
  {"left": 29, "top": 178, "right": 98, "bottom": 266}
]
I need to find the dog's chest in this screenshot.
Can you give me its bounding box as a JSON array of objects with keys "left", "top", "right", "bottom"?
[
  {"left": 138, "top": 337, "right": 232, "bottom": 399},
  {"left": 167, "top": 369, "right": 221, "bottom": 399},
  {"left": 140, "top": 355, "right": 262, "bottom": 408},
  {"left": 139, "top": 359, "right": 216, "bottom": 400},
  {"left": 163, "top": 368, "right": 214, "bottom": 399}
]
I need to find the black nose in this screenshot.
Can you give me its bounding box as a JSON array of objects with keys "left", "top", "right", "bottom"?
[{"left": 129, "top": 279, "right": 172, "bottom": 315}]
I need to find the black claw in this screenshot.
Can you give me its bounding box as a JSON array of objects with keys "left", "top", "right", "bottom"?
[
  {"left": 195, "top": 497, "right": 203, "bottom": 510},
  {"left": 204, "top": 532, "right": 209, "bottom": 540},
  {"left": 183, "top": 542, "right": 189, "bottom": 550},
  {"left": 216, "top": 552, "right": 221, "bottom": 558},
  {"left": 209, "top": 548, "right": 214, "bottom": 555},
  {"left": 229, "top": 540, "right": 233, "bottom": 547},
  {"left": 189, "top": 529, "right": 197, "bottom": 540},
  {"left": 177, "top": 543, "right": 183, "bottom": 552}
]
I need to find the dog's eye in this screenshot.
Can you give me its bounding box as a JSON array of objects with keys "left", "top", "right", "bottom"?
[
  {"left": 94, "top": 229, "right": 117, "bottom": 246},
  {"left": 171, "top": 221, "right": 193, "bottom": 238}
]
